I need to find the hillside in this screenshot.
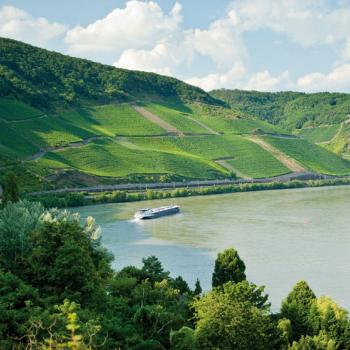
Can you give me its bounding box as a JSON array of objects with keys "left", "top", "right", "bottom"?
[
  {"left": 210, "top": 89, "right": 350, "bottom": 129},
  {"left": 0, "top": 37, "right": 221, "bottom": 109},
  {"left": 1, "top": 38, "right": 350, "bottom": 193}
]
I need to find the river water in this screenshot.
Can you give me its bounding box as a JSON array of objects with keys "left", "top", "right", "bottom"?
[{"left": 76, "top": 186, "right": 350, "bottom": 310}]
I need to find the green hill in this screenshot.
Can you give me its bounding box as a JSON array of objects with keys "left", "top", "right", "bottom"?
[
  {"left": 210, "top": 89, "right": 350, "bottom": 129},
  {"left": 1, "top": 38, "right": 350, "bottom": 193},
  {"left": 0, "top": 37, "right": 221, "bottom": 109}
]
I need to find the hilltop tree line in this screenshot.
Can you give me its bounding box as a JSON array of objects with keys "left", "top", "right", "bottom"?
[
  {"left": 0, "top": 37, "right": 221, "bottom": 110},
  {"left": 1, "top": 196, "right": 350, "bottom": 349},
  {"left": 211, "top": 89, "right": 350, "bottom": 129}
]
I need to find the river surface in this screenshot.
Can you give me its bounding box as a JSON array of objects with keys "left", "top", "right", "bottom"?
[{"left": 76, "top": 186, "right": 350, "bottom": 310}]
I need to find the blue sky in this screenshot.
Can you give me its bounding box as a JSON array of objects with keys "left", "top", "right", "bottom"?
[{"left": 1, "top": 0, "right": 350, "bottom": 92}]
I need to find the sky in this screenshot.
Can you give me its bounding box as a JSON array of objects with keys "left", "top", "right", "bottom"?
[{"left": 1, "top": 0, "right": 350, "bottom": 92}]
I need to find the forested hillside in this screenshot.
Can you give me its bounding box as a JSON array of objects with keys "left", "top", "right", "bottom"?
[
  {"left": 211, "top": 89, "right": 350, "bottom": 129},
  {"left": 0, "top": 37, "right": 220, "bottom": 109}
]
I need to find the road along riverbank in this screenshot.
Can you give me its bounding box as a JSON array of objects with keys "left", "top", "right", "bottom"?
[{"left": 26, "top": 174, "right": 350, "bottom": 208}]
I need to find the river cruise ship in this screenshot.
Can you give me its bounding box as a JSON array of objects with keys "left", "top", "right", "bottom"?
[{"left": 134, "top": 205, "right": 180, "bottom": 220}]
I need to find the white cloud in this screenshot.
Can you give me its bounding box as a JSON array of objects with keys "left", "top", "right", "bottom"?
[
  {"left": 230, "top": 0, "right": 350, "bottom": 47},
  {"left": 186, "top": 63, "right": 246, "bottom": 91},
  {"left": 186, "top": 65, "right": 290, "bottom": 92},
  {"left": 115, "top": 42, "right": 183, "bottom": 76},
  {"left": 114, "top": 4, "right": 247, "bottom": 81},
  {"left": 65, "top": 1, "right": 182, "bottom": 56},
  {"left": 245, "top": 70, "right": 290, "bottom": 91},
  {"left": 297, "top": 64, "right": 350, "bottom": 92},
  {"left": 0, "top": 6, "right": 66, "bottom": 45},
  {"left": 188, "top": 13, "right": 246, "bottom": 69}
]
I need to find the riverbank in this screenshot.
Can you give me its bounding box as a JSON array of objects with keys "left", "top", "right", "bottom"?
[{"left": 26, "top": 176, "right": 350, "bottom": 208}]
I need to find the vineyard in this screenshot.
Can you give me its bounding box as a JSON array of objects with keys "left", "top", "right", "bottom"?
[
  {"left": 128, "top": 135, "right": 290, "bottom": 178},
  {"left": 144, "top": 103, "right": 210, "bottom": 134},
  {"left": 59, "top": 104, "right": 166, "bottom": 137},
  {"left": 296, "top": 125, "right": 340, "bottom": 143},
  {"left": 38, "top": 138, "right": 225, "bottom": 179},
  {"left": 0, "top": 98, "right": 42, "bottom": 121},
  {"left": 1, "top": 95, "right": 350, "bottom": 189},
  {"left": 263, "top": 136, "right": 350, "bottom": 175}
]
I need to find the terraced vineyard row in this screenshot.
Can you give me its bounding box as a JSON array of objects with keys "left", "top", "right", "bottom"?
[
  {"left": 38, "top": 139, "right": 225, "bottom": 179},
  {"left": 0, "top": 98, "right": 42, "bottom": 121},
  {"left": 2, "top": 96, "right": 350, "bottom": 185},
  {"left": 296, "top": 125, "right": 340, "bottom": 143},
  {"left": 144, "top": 103, "right": 210, "bottom": 134},
  {"left": 263, "top": 136, "right": 350, "bottom": 175},
  {"left": 127, "top": 135, "right": 290, "bottom": 178}
]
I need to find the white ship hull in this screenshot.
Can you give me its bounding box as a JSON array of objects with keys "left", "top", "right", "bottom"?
[{"left": 134, "top": 205, "right": 180, "bottom": 220}]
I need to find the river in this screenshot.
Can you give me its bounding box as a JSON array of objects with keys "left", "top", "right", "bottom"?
[{"left": 76, "top": 185, "right": 350, "bottom": 310}]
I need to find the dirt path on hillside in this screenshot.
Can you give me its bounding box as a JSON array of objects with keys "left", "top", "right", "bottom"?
[
  {"left": 183, "top": 115, "right": 219, "bottom": 135},
  {"left": 317, "top": 124, "right": 343, "bottom": 145},
  {"left": 0, "top": 114, "right": 47, "bottom": 123},
  {"left": 214, "top": 158, "right": 250, "bottom": 179},
  {"left": 248, "top": 136, "right": 306, "bottom": 172},
  {"left": 115, "top": 137, "right": 145, "bottom": 150},
  {"left": 132, "top": 105, "right": 184, "bottom": 136},
  {"left": 25, "top": 136, "right": 105, "bottom": 161}
]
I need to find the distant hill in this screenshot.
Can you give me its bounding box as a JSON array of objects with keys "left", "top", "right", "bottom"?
[
  {"left": 210, "top": 89, "right": 350, "bottom": 129},
  {"left": 0, "top": 37, "right": 221, "bottom": 109},
  {"left": 0, "top": 38, "right": 349, "bottom": 193}
]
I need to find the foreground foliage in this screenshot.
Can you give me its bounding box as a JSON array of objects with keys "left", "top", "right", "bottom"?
[{"left": 1, "top": 200, "right": 350, "bottom": 349}]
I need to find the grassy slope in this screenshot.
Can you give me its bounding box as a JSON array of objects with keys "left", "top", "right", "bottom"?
[
  {"left": 0, "top": 98, "right": 42, "bottom": 121},
  {"left": 129, "top": 135, "right": 289, "bottom": 178},
  {"left": 59, "top": 104, "right": 166, "bottom": 137},
  {"left": 263, "top": 136, "right": 350, "bottom": 175},
  {"left": 296, "top": 125, "right": 340, "bottom": 143},
  {"left": 37, "top": 139, "right": 225, "bottom": 179},
  {"left": 144, "top": 103, "right": 209, "bottom": 134},
  {"left": 0, "top": 103, "right": 167, "bottom": 159},
  {"left": 188, "top": 103, "right": 288, "bottom": 135},
  {"left": 324, "top": 124, "right": 350, "bottom": 155}
]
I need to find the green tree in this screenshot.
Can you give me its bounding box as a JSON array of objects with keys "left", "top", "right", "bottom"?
[
  {"left": 22, "top": 300, "right": 101, "bottom": 350},
  {"left": 142, "top": 256, "right": 170, "bottom": 283},
  {"left": 281, "top": 281, "right": 317, "bottom": 341},
  {"left": 212, "top": 248, "right": 246, "bottom": 287},
  {"left": 0, "top": 200, "right": 44, "bottom": 272},
  {"left": 289, "top": 332, "right": 336, "bottom": 350},
  {"left": 194, "top": 279, "right": 202, "bottom": 296},
  {"left": 26, "top": 219, "right": 112, "bottom": 307},
  {"left": 193, "top": 281, "right": 276, "bottom": 350},
  {"left": 0, "top": 271, "right": 40, "bottom": 350},
  {"left": 170, "top": 276, "right": 191, "bottom": 295},
  {"left": 2, "top": 172, "right": 19, "bottom": 205},
  {"left": 170, "top": 327, "right": 196, "bottom": 350}
]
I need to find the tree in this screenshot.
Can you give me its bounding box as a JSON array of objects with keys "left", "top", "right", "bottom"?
[
  {"left": 142, "top": 256, "right": 170, "bottom": 283},
  {"left": 22, "top": 300, "right": 101, "bottom": 350},
  {"left": 0, "top": 271, "right": 40, "bottom": 350},
  {"left": 171, "top": 276, "right": 191, "bottom": 295},
  {"left": 0, "top": 200, "right": 44, "bottom": 272},
  {"left": 194, "top": 279, "right": 202, "bottom": 296},
  {"left": 193, "top": 281, "right": 276, "bottom": 350},
  {"left": 25, "top": 219, "right": 112, "bottom": 307},
  {"left": 281, "top": 281, "right": 317, "bottom": 341},
  {"left": 289, "top": 332, "right": 336, "bottom": 350},
  {"left": 2, "top": 172, "right": 19, "bottom": 205},
  {"left": 170, "top": 327, "right": 196, "bottom": 350},
  {"left": 212, "top": 248, "right": 246, "bottom": 287}
]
